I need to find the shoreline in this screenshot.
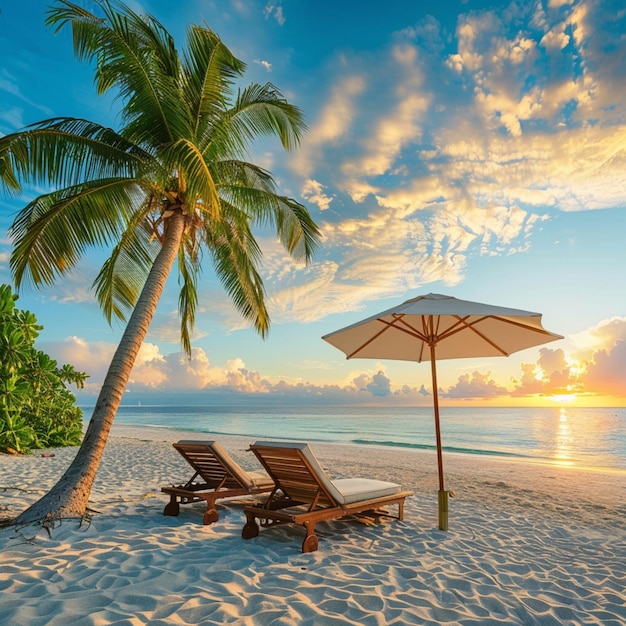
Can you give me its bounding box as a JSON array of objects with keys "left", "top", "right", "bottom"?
[{"left": 1, "top": 424, "right": 625, "bottom": 624}]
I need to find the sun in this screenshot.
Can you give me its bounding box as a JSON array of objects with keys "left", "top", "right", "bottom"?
[{"left": 550, "top": 393, "right": 576, "bottom": 404}]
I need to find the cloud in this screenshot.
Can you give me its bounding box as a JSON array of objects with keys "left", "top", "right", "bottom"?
[
  {"left": 0, "top": 69, "right": 54, "bottom": 126},
  {"left": 511, "top": 347, "right": 578, "bottom": 396},
  {"left": 567, "top": 317, "right": 626, "bottom": 397},
  {"left": 539, "top": 24, "right": 570, "bottom": 51},
  {"left": 17, "top": 2, "right": 622, "bottom": 341},
  {"left": 19, "top": 1, "right": 626, "bottom": 407},
  {"left": 46, "top": 334, "right": 406, "bottom": 403},
  {"left": 254, "top": 59, "right": 272, "bottom": 72},
  {"left": 57, "top": 337, "right": 406, "bottom": 403},
  {"left": 157, "top": 351, "right": 271, "bottom": 393},
  {"left": 505, "top": 318, "right": 626, "bottom": 398},
  {"left": 0, "top": 107, "right": 25, "bottom": 132},
  {"left": 10, "top": 265, "right": 100, "bottom": 306},
  {"left": 301, "top": 179, "right": 333, "bottom": 211},
  {"left": 263, "top": 3, "right": 285, "bottom": 26},
  {"left": 338, "top": 43, "right": 431, "bottom": 201},
  {"left": 41, "top": 336, "right": 117, "bottom": 393},
  {"left": 147, "top": 307, "right": 209, "bottom": 344},
  {"left": 568, "top": 317, "right": 626, "bottom": 361},
  {"left": 44, "top": 337, "right": 271, "bottom": 395},
  {"left": 293, "top": 75, "right": 367, "bottom": 178},
  {"left": 270, "top": 1, "right": 626, "bottom": 328},
  {"left": 21, "top": 4, "right": 626, "bottom": 336},
  {"left": 583, "top": 340, "right": 626, "bottom": 394},
  {"left": 353, "top": 370, "right": 392, "bottom": 397},
  {"left": 442, "top": 371, "right": 508, "bottom": 399}
]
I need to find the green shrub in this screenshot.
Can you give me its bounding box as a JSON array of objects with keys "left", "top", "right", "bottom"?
[{"left": 0, "top": 284, "right": 88, "bottom": 454}]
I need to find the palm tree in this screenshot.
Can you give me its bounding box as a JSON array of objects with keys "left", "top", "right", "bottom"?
[{"left": 0, "top": 0, "right": 320, "bottom": 526}]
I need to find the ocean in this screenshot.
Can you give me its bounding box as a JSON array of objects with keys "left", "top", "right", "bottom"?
[{"left": 97, "top": 404, "right": 626, "bottom": 472}]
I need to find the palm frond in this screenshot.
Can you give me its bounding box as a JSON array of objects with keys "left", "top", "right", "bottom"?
[
  {"left": 0, "top": 139, "right": 24, "bottom": 193},
  {"left": 223, "top": 83, "right": 307, "bottom": 156},
  {"left": 272, "top": 196, "right": 321, "bottom": 263},
  {"left": 212, "top": 159, "right": 277, "bottom": 192},
  {"left": 222, "top": 184, "right": 320, "bottom": 262},
  {"left": 0, "top": 117, "right": 149, "bottom": 191},
  {"left": 93, "top": 212, "right": 161, "bottom": 323},
  {"left": 45, "top": 0, "right": 103, "bottom": 61},
  {"left": 182, "top": 25, "right": 245, "bottom": 138},
  {"left": 209, "top": 158, "right": 320, "bottom": 262},
  {"left": 46, "top": 0, "right": 189, "bottom": 147},
  {"left": 177, "top": 246, "right": 201, "bottom": 356},
  {"left": 205, "top": 214, "right": 269, "bottom": 337},
  {"left": 9, "top": 178, "right": 146, "bottom": 288}
]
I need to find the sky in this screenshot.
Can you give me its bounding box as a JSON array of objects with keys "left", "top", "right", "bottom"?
[{"left": 1, "top": 0, "right": 626, "bottom": 408}]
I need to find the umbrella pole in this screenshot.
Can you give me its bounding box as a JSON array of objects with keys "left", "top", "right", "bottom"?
[{"left": 430, "top": 344, "right": 449, "bottom": 531}]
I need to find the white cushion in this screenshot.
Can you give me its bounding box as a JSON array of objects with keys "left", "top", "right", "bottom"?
[{"left": 331, "top": 478, "right": 401, "bottom": 505}]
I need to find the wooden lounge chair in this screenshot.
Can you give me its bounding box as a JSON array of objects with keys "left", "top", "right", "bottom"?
[
  {"left": 242, "top": 441, "right": 413, "bottom": 552},
  {"left": 161, "top": 440, "right": 274, "bottom": 525}
]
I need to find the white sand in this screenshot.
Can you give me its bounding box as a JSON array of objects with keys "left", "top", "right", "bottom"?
[{"left": 1, "top": 424, "right": 625, "bottom": 625}]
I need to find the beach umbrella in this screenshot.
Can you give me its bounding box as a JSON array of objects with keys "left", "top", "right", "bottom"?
[{"left": 322, "top": 292, "right": 563, "bottom": 530}]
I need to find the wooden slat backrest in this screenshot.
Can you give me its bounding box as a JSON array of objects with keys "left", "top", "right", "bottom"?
[
  {"left": 250, "top": 445, "right": 337, "bottom": 507},
  {"left": 174, "top": 444, "right": 243, "bottom": 489}
]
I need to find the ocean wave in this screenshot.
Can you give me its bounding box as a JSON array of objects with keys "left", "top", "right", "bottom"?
[{"left": 351, "top": 438, "right": 531, "bottom": 459}]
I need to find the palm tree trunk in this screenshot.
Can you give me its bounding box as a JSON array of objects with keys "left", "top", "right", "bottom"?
[{"left": 15, "top": 211, "right": 186, "bottom": 526}]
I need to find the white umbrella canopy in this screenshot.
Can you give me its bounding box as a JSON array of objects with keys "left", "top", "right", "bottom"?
[
  {"left": 322, "top": 293, "right": 563, "bottom": 530},
  {"left": 322, "top": 293, "right": 563, "bottom": 362}
]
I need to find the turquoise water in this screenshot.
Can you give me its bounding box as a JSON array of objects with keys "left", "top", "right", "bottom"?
[{"left": 97, "top": 404, "right": 626, "bottom": 472}]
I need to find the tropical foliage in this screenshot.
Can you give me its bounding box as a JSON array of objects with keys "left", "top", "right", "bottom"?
[
  {"left": 0, "top": 1, "right": 320, "bottom": 524},
  {"left": 0, "top": 284, "right": 87, "bottom": 454}
]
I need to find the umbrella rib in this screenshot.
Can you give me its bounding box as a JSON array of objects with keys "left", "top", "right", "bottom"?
[
  {"left": 492, "top": 315, "right": 559, "bottom": 335},
  {"left": 344, "top": 320, "right": 394, "bottom": 358},
  {"left": 438, "top": 316, "right": 509, "bottom": 355},
  {"left": 437, "top": 315, "right": 557, "bottom": 356},
  {"left": 345, "top": 316, "right": 428, "bottom": 359}
]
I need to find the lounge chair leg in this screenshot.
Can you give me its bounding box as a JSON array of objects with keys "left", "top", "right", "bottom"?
[
  {"left": 242, "top": 512, "right": 260, "bottom": 540},
  {"left": 163, "top": 498, "right": 180, "bottom": 517},
  {"left": 302, "top": 522, "right": 319, "bottom": 553},
  {"left": 203, "top": 508, "right": 219, "bottom": 525}
]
